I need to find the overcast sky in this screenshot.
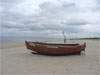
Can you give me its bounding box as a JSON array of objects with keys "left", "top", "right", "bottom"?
[{"left": 0, "top": 0, "right": 100, "bottom": 38}]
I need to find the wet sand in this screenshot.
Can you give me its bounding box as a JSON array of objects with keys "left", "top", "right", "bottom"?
[{"left": 1, "top": 40, "right": 100, "bottom": 75}]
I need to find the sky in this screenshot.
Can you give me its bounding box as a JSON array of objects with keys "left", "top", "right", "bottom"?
[{"left": 0, "top": 0, "right": 100, "bottom": 39}]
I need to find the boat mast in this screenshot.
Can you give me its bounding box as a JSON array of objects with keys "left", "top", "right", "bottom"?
[
  {"left": 62, "top": 31, "right": 67, "bottom": 43},
  {"left": 69, "top": 32, "right": 71, "bottom": 40}
]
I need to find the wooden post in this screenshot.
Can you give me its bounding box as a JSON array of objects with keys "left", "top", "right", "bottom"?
[{"left": 62, "top": 31, "right": 67, "bottom": 43}]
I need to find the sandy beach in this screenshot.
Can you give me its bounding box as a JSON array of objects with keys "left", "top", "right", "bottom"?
[{"left": 1, "top": 40, "right": 100, "bottom": 75}]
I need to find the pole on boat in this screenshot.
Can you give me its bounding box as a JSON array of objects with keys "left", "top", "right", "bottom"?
[
  {"left": 69, "top": 32, "right": 71, "bottom": 40},
  {"left": 62, "top": 31, "right": 67, "bottom": 44}
]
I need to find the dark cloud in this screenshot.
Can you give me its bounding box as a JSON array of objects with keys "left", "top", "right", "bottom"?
[{"left": 67, "top": 20, "right": 88, "bottom": 25}]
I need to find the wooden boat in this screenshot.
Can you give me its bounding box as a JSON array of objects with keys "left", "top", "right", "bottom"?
[{"left": 25, "top": 41, "right": 86, "bottom": 55}]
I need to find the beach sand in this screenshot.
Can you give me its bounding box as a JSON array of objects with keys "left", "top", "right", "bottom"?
[{"left": 0, "top": 40, "right": 100, "bottom": 75}]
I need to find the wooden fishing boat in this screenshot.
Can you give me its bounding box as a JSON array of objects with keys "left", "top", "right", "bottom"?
[{"left": 25, "top": 41, "right": 86, "bottom": 55}]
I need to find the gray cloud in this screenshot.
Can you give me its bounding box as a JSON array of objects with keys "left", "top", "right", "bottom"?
[
  {"left": 62, "top": 19, "right": 88, "bottom": 25},
  {"left": 96, "top": 0, "right": 100, "bottom": 3},
  {"left": 1, "top": 0, "right": 100, "bottom": 38},
  {"left": 0, "top": 0, "right": 23, "bottom": 7},
  {"left": 96, "top": 0, "right": 100, "bottom": 11}
]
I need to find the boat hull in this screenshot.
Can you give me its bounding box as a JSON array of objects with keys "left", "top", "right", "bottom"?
[{"left": 25, "top": 41, "right": 86, "bottom": 56}]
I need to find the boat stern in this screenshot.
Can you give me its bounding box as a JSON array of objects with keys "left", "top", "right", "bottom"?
[{"left": 81, "top": 42, "right": 86, "bottom": 52}]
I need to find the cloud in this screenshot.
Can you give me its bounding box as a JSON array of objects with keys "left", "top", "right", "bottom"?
[{"left": 1, "top": 0, "right": 100, "bottom": 38}]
